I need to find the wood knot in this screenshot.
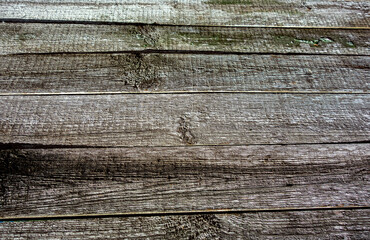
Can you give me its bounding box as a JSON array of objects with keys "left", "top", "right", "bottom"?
[
  {"left": 111, "top": 53, "right": 164, "bottom": 90},
  {"left": 177, "top": 117, "right": 197, "bottom": 145}
]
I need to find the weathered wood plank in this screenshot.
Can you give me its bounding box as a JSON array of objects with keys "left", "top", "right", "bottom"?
[
  {"left": 0, "top": 54, "right": 368, "bottom": 93},
  {"left": 1, "top": 23, "right": 369, "bottom": 55},
  {"left": 0, "top": 144, "right": 369, "bottom": 217},
  {"left": 0, "top": 210, "right": 369, "bottom": 239},
  {"left": 1, "top": 0, "right": 369, "bottom": 27},
  {"left": 0, "top": 94, "right": 369, "bottom": 147}
]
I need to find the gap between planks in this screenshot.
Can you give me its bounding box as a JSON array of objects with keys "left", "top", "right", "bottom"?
[
  {"left": 1, "top": 18, "right": 370, "bottom": 30},
  {"left": 1, "top": 91, "right": 369, "bottom": 97},
  {"left": 1, "top": 206, "right": 369, "bottom": 222},
  {"left": 1, "top": 141, "right": 370, "bottom": 150},
  {"left": 7, "top": 51, "right": 370, "bottom": 57}
]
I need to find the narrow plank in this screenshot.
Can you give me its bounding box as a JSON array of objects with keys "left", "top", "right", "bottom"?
[
  {"left": 1, "top": 210, "right": 369, "bottom": 239},
  {"left": 1, "top": 23, "right": 369, "bottom": 55},
  {"left": 0, "top": 94, "right": 368, "bottom": 147},
  {"left": 1, "top": 54, "right": 368, "bottom": 94},
  {"left": 1, "top": 0, "right": 369, "bottom": 27},
  {"left": 0, "top": 144, "right": 369, "bottom": 217}
]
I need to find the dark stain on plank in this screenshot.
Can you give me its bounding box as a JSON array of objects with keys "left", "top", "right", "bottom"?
[{"left": 0, "top": 144, "right": 368, "bottom": 217}]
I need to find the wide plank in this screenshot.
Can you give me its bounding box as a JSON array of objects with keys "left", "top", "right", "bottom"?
[
  {"left": 1, "top": 0, "right": 369, "bottom": 27},
  {"left": 0, "top": 94, "right": 369, "bottom": 147},
  {"left": 1, "top": 54, "right": 368, "bottom": 94},
  {"left": 0, "top": 210, "right": 369, "bottom": 239},
  {"left": 0, "top": 144, "right": 369, "bottom": 217},
  {"left": 1, "top": 23, "right": 369, "bottom": 55}
]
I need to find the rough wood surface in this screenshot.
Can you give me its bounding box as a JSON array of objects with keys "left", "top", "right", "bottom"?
[
  {"left": 1, "top": 23, "right": 369, "bottom": 55},
  {"left": 1, "top": 0, "right": 369, "bottom": 27},
  {"left": 1, "top": 94, "right": 369, "bottom": 147},
  {"left": 0, "top": 210, "right": 369, "bottom": 239},
  {"left": 1, "top": 0, "right": 369, "bottom": 238},
  {"left": 1, "top": 54, "right": 368, "bottom": 94},
  {"left": 0, "top": 144, "right": 369, "bottom": 217}
]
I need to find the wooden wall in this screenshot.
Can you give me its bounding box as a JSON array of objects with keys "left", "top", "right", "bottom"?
[{"left": 0, "top": 0, "right": 369, "bottom": 239}]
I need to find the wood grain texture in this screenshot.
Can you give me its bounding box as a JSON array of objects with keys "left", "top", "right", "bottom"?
[
  {"left": 0, "top": 210, "right": 369, "bottom": 239},
  {"left": 1, "top": 94, "right": 369, "bottom": 147},
  {"left": 1, "top": 54, "right": 369, "bottom": 94},
  {"left": 1, "top": 23, "right": 369, "bottom": 55},
  {"left": 0, "top": 144, "right": 369, "bottom": 217},
  {"left": 1, "top": 0, "right": 369, "bottom": 27}
]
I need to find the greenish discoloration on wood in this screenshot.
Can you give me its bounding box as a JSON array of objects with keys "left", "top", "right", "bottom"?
[
  {"left": 342, "top": 40, "right": 356, "bottom": 48},
  {"left": 273, "top": 34, "right": 359, "bottom": 48},
  {"left": 0, "top": 1, "right": 369, "bottom": 239},
  {"left": 177, "top": 31, "right": 235, "bottom": 46},
  {"left": 1, "top": 23, "right": 368, "bottom": 55},
  {"left": 293, "top": 37, "right": 334, "bottom": 47}
]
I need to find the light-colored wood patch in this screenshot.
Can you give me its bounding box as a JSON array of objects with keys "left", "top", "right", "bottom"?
[{"left": 0, "top": 0, "right": 369, "bottom": 27}]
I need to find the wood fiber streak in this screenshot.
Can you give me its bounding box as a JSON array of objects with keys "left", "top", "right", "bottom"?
[
  {"left": 0, "top": 94, "right": 369, "bottom": 147},
  {"left": 0, "top": 210, "right": 369, "bottom": 239},
  {"left": 1, "top": 23, "right": 369, "bottom": 55},
  {"left": 0, "top": 54, "right": 368, "bottom": 93},
  {"left": 1, "top": 0, "right": 369, "bottom": 27},
  {"left": 0, "top": 144, "right": 369, "bottom": 217}
]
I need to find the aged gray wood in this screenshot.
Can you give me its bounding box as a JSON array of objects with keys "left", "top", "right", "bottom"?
[
  {"left": 0, "top": 54, "right": 368, "bottom": 94},
  {"left": 0, "top": 94, "right": 369, "bottom": 147},
  {"left": 1, "top": 0, "right": 369, "bottom": 27},
  {"left": 1, "top": 23, "right": 369, "bottom": 55},
  {"left": 0, "top": 210, "right": 369, "bottom": 239},
  {"left": 0, "top": 144, "right": 369, "bottom": 217}
]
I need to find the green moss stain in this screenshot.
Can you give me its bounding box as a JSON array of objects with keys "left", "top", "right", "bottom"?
[
  {"left": 293, "top": 37, "right": 334, "bottom": 47},
  {"left": 319, "top": 37, "right": 334, "bottom": 43},
  {"left": 274, "top": 36, "right": 335, "bottom": 47},
  {"left": 274, "top": 35, "right": 299, "bottom": 46},
  {"left": 343, "top": 40, "right": 356, "bottom": 48}
]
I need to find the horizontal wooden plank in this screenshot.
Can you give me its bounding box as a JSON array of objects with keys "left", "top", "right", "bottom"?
[
  {"left": 0, "top": 94, "right": 369, "bottom": 147},
  {"left": 0, "top": 144, "right": 369, "bottom": 217},
  {"left": 1, "top": 23, "right": 369, "bottom": 55},
  {"left": 1, "top": 1, "right": 369, "bottom": 27},
  {"left": 0, "top": 54, "right": 368, "bottom": 94},
  {"left": 0, "top": 210, "right": 369, "bottom": 239}
]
